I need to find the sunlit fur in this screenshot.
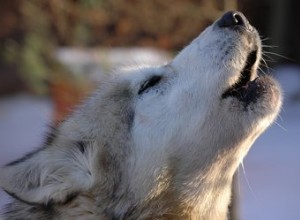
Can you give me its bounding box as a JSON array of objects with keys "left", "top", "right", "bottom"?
[{"left": 0, "top": 13, "right": 281, "bottom": 220}]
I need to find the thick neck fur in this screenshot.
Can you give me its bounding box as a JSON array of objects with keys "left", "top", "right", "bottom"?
[{"left": 97, "top": 144, "right": 250, "bottom": 220}]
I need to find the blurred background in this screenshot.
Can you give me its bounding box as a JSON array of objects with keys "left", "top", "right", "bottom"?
[{"left": 0, "top": 0, "right": 300, "bottom": 219}]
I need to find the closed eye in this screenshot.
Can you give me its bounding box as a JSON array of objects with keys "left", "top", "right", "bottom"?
[{"left": 138, "top": 75, "right": 162, "bottom": 95}]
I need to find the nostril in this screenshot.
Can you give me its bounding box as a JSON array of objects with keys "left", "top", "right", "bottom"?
[
  {"left": 233, "top": 12, "right": 245, "bottom": 26},
  {"left": 218, "top": 11, "right": 249, "bottom": 28}
]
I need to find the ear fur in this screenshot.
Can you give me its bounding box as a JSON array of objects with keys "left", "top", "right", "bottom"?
[
  {"left": 0, "top": 136, "right": 96, "bottom": 205},
  {"left": 0, "top": 79, "right": 134, "bottom": 207}
]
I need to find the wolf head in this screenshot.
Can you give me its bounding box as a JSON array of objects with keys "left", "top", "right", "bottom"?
[{"left": 1, "top": 11, "right": 281, "bottom": 219}]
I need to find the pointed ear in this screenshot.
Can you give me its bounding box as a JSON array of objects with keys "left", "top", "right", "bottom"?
[{"left": 0, "top": 139, "right": 96, "bottom": 205}]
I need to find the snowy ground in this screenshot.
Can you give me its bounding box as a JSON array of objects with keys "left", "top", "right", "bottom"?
[
  {"left": 0, "top": 94, "right": 54, "bottom": 211},
  {"left": 239, "top": 66, "right": 300, "bottom": 220},
  {"left": 0, "top": 66, "right": 299, "bottom": 219}
]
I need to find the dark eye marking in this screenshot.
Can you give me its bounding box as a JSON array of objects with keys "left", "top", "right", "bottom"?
[{"left": 138, "top": 75, "right": 162, "bottom": 95}]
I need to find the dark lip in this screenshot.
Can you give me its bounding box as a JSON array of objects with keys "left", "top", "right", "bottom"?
[{"left": 222, "top": 50, "right": 258, "bottom": 101}]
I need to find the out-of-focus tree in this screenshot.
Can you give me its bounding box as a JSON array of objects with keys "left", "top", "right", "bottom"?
[{"left": 0, "top": 0, "right": 238, "bottom": 95}]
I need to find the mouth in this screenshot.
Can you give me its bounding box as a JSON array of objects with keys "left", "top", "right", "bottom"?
[{"left": 222, "top": 50, "right": 260, "bottom": 103}]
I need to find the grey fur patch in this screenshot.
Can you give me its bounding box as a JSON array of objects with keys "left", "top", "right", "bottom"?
[{"left": 2, "top": 201, "right": 54, "bottom": 220}]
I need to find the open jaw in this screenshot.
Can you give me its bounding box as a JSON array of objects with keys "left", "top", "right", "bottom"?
[{"left": 222, "top": 49, "right": 261, "bottom": 104}]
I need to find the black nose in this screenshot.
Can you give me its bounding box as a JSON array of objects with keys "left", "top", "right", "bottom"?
[{"left": 217, "top": 11, "right": 249, "bottom": 28}]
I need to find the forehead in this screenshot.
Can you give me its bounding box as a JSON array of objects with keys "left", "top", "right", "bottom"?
[{"left": 118, "top": 65, "right": 167, "bottom": 86}]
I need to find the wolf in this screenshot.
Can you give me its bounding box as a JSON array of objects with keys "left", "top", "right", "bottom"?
[{"left": 0, "top": 11, "right": 281, "bottom": 220}]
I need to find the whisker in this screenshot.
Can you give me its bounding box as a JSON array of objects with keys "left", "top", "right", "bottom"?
[
  {"left": 260, "top": 66, "right": 274, "bottom": 73},
  {"left": 261, "top": 37, "right": 271, "bottom": 41},
  {"left": 260, "top": 65, "right": 275, "bottom": 72},
  {"left": 262, "top": 45, "right": 278, "bottom": 48},
  {"left": 262, "top": 54, "right": 276, "bottom": 63},
  {"left": 277, "top": 114, "right": 284, "bottom": 122},
  {"left": 264, "top": 51, "right": 295, "bottom": 62},
  {"left": 258, "top": 66, "right": 268, "bottom": 75},
  {"left": 260, "top": 57, "right": 271, "bottom": 74},
  {"left": 241, "top": 161, "right": 258, "bottom": 200},
  {"left": 274, "top": 121, "right": 288, "bottom": 132}
]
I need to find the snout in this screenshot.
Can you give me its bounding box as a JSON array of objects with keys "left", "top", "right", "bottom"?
[{"left": 217, "top": 11, "right": 252, "bottom": 31}]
